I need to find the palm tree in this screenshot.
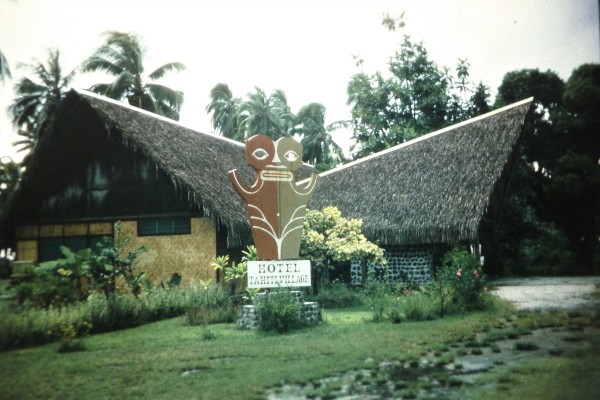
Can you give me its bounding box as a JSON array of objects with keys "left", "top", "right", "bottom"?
[
  {"left": 206, "top": 83, "right": 243, "bottom": 140},
  {"left": 0, "top": 157, "right": 21, "bottom": 206},
  {"left": 237, "top": 87, "right": 294, "bottom": 140},
  {"left": 8, "top": 49, "right": 75, "bottom": 155},
  {"left": 295, "top": 103, "right": 345, "bottom": 169},
  {"left": 0, "top": 50, "right": 11, "bottom": 84},
  {"left": 82, "top": 31, "right": 187, "bottom": 120}
]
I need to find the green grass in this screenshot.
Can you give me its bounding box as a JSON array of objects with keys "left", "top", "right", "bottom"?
[
  {"left": 2, "top": 299, "right": 599, "bottom": 400},
  {"left": 0, "top": 305, "right": 507, "bottom": 400},
  {"left": 469, "top": 333, "right": 600, "bottom": 399}
]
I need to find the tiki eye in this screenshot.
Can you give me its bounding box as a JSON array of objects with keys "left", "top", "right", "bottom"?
[
  {"left": 252, "top": 148, "right": 269, "bottom": 160},
  {"left": 284, "top": 150, "right": 299, "bottom": 162}
]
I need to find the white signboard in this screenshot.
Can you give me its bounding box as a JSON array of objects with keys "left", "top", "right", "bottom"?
[{"left": 247, "top": 260, "right": 311, "bottom": 288}]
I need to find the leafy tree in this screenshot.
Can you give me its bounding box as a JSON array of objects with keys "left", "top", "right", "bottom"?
[
  {"left": 207, "top": 84, "right": 293, "bottom": 140},
  {"left": 555, "top": 64, "right": 600, "bottom": 272},
  {"left": 294, "top": 102, "right": 345, "bottom": 171},
  {"left": 0, "top": 49, "right": 11, "bottom": 84},
  {"left": 237, "top": 87, "right": 294, "bottom": 140},
  {"left": 206, "top": 84, "right": 344, "bottom": 169},
  {"left": 206, "top": 83, "right": 243, "bottom": 140},
  {"left": 82, "top": 31, "right": 187, "bottom": 120},
  {"left": 0, "top": 157, "right": 21, "bottom": 205},
  {"left": 88, "top": 222, "right": 147, "bottom": 298},
  {"left": 300, "top": 206, "right": 385, "bottom": 293},
  {"left": 347, "top": 15, "right": 490, "bottom": 158},
  {"left": 495, "top": 65, "right": 600, "bottom": 274},
  {"left": 7, "top": 49, "right": 76, "bottom": 156}
]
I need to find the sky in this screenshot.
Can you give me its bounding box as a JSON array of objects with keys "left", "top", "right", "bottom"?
[{"left": 0, "top": 0, "right": 599, "bottom": 162}]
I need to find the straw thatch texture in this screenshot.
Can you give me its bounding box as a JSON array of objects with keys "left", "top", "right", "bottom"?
[
  {"left": 309, "top": 99, "right": 532, "bottom": 246},
  {"left": 9, "top": 89, "right": 314, "bottom": 247}
]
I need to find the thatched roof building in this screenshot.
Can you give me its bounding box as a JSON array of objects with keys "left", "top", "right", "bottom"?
[
  {"left": 5, "top": 89, "right": 312, "bottom": 247},
  {"left": 308, "top": 98, "right": 533, "bottom": 248},
  {"left": 3, "top": 88, "right": 531, "bottom": 280}
]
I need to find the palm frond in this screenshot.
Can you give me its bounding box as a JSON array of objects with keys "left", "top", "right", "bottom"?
[{"left": 148, "top": 62, "right": 187, "bottom": 80}]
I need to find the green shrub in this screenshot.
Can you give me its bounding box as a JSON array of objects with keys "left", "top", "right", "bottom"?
[
  {"left": 396, "top": 291, "right": 438, "bottom": 321},
  {"left": 184, "top": 281, "right": 235, "bottom": 326},
  {"left": 519, "top": 223, "right": 577, "bottom": 276},
  {"left": 310, "top": 283, "right": 363, "bottom": 308},
  {"left": 436, "top": 247, "right": 487, "bottom": 314},
  {"left": 57, "top": 319, "right": 91, "bottom": 353},
  {"left": 255, "top": 289, "right": 303, "bottom": 333},
  {"left": 364, "top": 282, "right": 390, "bottom": 322},
  {"left": 11, "top": 261, "right": 81, "bottom": 308}
]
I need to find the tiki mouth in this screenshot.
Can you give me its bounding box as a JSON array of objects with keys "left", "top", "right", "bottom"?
[{"left": 260, "top": 170, "right": 293, "bottom": 181}]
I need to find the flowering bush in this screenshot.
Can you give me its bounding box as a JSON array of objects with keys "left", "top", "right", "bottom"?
[
  {"left": 437, "top": 247, "right": 487, "bottom": 313},
  {"left": 300, "top": 206, "right": 385, "bottom": 293}
]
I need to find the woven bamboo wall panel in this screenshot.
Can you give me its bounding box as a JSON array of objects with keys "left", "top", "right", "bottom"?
[
  {"left": 16, "top": 225, "right": 38, "bottom": 239},
  {"left": 39, "top": 225, "right": 63, "bottom": 237},
  {"left": 16, "top": 240, "right": 37, "bottom": 262},
  {"left": 64, "top": 223, "right": 89, "bottom": 236},
  {"left": 121, "top": 218, "right": 216, "bottom": 286},
  {"left": 89, "top": 222, "right": 113, "bottom": 235}
]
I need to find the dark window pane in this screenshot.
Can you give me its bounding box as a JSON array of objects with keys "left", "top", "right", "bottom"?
[
  {"left": 64, "top": 237, "right": 87, "bottom": 253},
  {"left": 39, "top": 238, "right": 63, "bottom": 262},
  {"left": 138, "top": 217, "right": 191, "bottom": 236}
]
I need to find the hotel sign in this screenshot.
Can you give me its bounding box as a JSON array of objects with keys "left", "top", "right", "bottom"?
[{"left": 247, "top": 260, "right": 311, "bottom": 288}]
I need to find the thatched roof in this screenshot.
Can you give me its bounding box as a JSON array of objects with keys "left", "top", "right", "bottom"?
[
  {"left": 308, "top": 98, "right": 533, "bottom": 246},
  {"left": 7, "top": 89, "right": 312, "bottom": 247}
]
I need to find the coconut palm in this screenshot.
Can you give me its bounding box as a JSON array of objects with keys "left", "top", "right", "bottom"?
[
  {"left": 0, "top": 50, "right": 11, "bottom": 84},
  {"left": 237, "top": 87, "right": 294, "bottom": 140},
  {"left": 206, "top": 83, "right": 243, "bottom": 140},
  {"left": 0, "top": 157, "right": 21, "bottom": 205},
  {"left": 82, "top": 31, "right": 187, "bottom": 120},
  {"left": 295, "top": 102, "right": 345, "bottom": 169},
  {"left": 8, "top": 49, "right": 76, "bottom": 155}
]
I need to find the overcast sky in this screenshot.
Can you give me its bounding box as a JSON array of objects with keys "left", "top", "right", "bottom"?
[{"left": 0, "top": 0, "right": 598, "bottom": 161}]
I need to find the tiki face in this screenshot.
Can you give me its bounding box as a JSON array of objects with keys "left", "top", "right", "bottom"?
[
  {"left": 245, "top": 134, "right": 275, "bottom": 171},
  {"left": 244, "top": 135, "right": 303, "bottom": 182},
  {"left": 230, "top": 134, "right": 318, "bottom": 260}
]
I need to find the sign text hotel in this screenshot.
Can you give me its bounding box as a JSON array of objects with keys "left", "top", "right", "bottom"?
[{"left": 247, "top": 260, "right": 311, "bottom": 288}]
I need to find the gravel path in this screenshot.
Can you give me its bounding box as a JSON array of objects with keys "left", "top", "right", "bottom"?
[{"left": 491, "top": 276, "right": 600, "bottom": 310}]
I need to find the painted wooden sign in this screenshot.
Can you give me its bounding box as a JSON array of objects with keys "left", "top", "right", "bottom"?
[{"left": 228, "top": 135, "right": 318, "bottom": 260}]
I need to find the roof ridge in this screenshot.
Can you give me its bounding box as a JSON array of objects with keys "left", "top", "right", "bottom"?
[
  {"left": 73, "top": 88, "right": 245, "bottom": 148},
  {"left": 314, "top": 97, "right": 533, "bottom": 179}
]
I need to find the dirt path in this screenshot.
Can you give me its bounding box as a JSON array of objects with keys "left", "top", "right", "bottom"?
[{"left": 491, "top": 276, "right": 600, "bottom": 311}]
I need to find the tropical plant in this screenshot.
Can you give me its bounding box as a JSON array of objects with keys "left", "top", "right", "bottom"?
[
  {"left": 300, "top": 206, "right": 385, "bottom": 293},
  {"left": 255, "top": 288, "right": 303, "bottom": 333},
  {"left": 0, "top": 49, "right": 11, "bottom": 84},
  {"left": 206, "top": 83, "right": 243, "bottom": 140},
  {"left": 294, "top": 102, "right": 345, "bottom": 170},
  {"left": 237, "top": 87, "right": 294, "bottom": 139},
  {"left": 0, "top": 157, "right": 21, "bottom": 204},
  {"left": 436, "top": 247, "right": 487, "bottom": 314},
  {"left": 8, "top": 49, "right": 76, "bottom": 155},
  {"left": 82, "top": 31, "right": 187, "bottom": 120},
  {"left": 210, "top": 246, "right": 256, "bottom": 295},
  {"left": 347, "top": 14, "right": 490, "bottom": 158},
  {"left": 88, "top": 221, "right": 147, "bottom": 298}
]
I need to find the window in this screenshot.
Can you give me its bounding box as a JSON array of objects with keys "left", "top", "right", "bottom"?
[{"left": 138, "top": 216, "right": 191, "bottom": 236}]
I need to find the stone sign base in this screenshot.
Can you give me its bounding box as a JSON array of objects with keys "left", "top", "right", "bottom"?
[{"left": 237, "top": 290, "right": 321, "bottom": 329}]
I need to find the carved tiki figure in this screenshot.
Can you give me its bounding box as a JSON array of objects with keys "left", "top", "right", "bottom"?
[{"left": 228, "top": 135, "right": 318, "bottom": 260}]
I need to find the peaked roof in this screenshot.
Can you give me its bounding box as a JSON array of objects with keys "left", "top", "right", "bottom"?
[
  {"left": 308, "top": 98, "right": 533, "bottom": 246},
  {"left": 9, "top": 89, "right": 313, "bottom": 247},
  {"left": 6, "top": 90, "right": 531, "bottom": 249}
]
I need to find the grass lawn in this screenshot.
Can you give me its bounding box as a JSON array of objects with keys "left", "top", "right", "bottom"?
[{"left": 1, "top": 302, "right": 599, "bottom": 399}]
